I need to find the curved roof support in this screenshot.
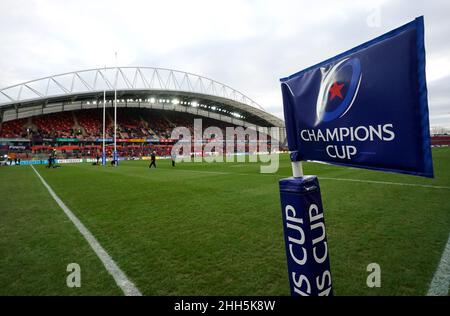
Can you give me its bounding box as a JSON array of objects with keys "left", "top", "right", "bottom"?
[
  {"left": 0, "top": 67, "right": 284, "bottom": 127},
  {"left": 0, "top": 67, "right": 265, "bottom": 109}
]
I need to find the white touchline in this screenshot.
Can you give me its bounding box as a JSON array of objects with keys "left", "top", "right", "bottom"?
[
  {"left": 427, "top": 233, "right": 450, "bottom": 296},
  {"left": 30, "top": 165, "right": 142, "bottom": 296},
  {"left": 72, "top": 162, "right": 450, "bottom": 190},
  {"left": 320, "top": 177, "right": 450, "bottom": 190}
]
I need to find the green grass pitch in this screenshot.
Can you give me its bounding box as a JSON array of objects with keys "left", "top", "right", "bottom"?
[{"left": 1, "top": 148, "right": 449, "bottom": 295}]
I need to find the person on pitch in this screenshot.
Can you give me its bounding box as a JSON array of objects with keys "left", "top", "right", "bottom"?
[
  {"left": 47, "top": 151, "right": 53, "bottom": 168},
  {"left": 149, "top": 150, "right": 156, "bottom": 169},
  {"left": 171, "top": 152, "right": 176, "bottom": 167}
]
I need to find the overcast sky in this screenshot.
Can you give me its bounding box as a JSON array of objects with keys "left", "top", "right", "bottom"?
[{"left": 0, "top": 0, "right": 449, "bottom": 127}]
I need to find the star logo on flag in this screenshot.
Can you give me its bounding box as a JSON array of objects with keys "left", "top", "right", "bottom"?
[
  {"left": 314, "top": 58, "right": 361, "bottom": 122},
  {"left": 328, "top": 81, "right": 345, "bottom": 101}
]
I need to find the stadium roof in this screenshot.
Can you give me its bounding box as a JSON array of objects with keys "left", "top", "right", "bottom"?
[{"left": 0, "top": 66, "right": 284, "bottom": 128}]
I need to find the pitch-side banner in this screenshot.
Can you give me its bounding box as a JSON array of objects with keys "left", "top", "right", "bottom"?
[{"left": 280, "top": 16, "right": 433, "bottom": 178}]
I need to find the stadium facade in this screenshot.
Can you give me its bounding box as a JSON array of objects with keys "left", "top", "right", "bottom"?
[{"left": 0, "top": 67, "right": 287, "bottom": 161}]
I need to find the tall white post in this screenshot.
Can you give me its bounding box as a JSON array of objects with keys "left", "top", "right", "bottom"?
[
  {"left": 114, "top": 52, "right": 117, "bottom": 166},
  {"left": 102, "top": 65, "right": 106, "bottom": 166}
]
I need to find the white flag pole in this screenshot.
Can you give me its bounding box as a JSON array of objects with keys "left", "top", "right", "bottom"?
[{"left": 291, "top": 161, "right": 303, "bottom": 178}]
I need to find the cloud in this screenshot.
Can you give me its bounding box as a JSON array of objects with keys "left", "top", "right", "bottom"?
[
  {"left": 0, "top": 0, "right": 448, "bottom": 126},
  {"left": 428, "top": 75, "right": 450, "bottom": 128}
]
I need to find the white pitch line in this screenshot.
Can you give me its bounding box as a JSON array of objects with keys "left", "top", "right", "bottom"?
[
  {"left": 427, "top": 233, "right": 450, "bottom": 296},
  {"left": 320, "top": 177, "right": 450, "bottom": 190},
  {"left": 69, "top": 163, "right": 450, "bottom": 190},
  {"left": 179, "top": 169, "right": 450, "bottom": 190},
  {"left": 144, "top": 168, "right": 450, "bottom": 190},
  {"left": 223, "top": 172, "right": 450, "bottom": 190},
  {"left": 30, "top": 165, "right": 142, "bottom": 296}
]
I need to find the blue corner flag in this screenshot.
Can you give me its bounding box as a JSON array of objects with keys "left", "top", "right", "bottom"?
[{"left": 280, "top": 16, "right": 433, "bottom": 178}]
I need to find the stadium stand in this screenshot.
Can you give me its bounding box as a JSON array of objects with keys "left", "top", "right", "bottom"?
[
  {"left": 0, "top": 118, "right": 27, "bottom": 138},
  {"left": 0, "top": 66, "right": 286, "bottom": 162},
  {"left": 431, "top": 135, "right": 450, "bottom": 146},
  {"left": 116, "top": 108, "right": 150, "bottom": 138},
  {"left": 0, "top": 107, "right": 280, "bottom": 160},
  {"left": 141, "top": 110, "right": 174, "bottom": 138},
  {"left": 76, "top": 109, "right": 108, "bottom": 139},
  {"left": 32, "top": 112, "right": 75, "bottom": 138}
]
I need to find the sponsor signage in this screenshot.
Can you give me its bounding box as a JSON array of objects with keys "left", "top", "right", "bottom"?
[
  {"left": 56, "top": 138, "right": 79, "bottom": 142},
  {"left": 95, "top": 138, "right": 113, "bottom": 142}
]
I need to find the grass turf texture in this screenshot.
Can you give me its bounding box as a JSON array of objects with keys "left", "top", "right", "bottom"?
[{"left": 0, "top": 147, "right": 449, "bottom": 295}]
